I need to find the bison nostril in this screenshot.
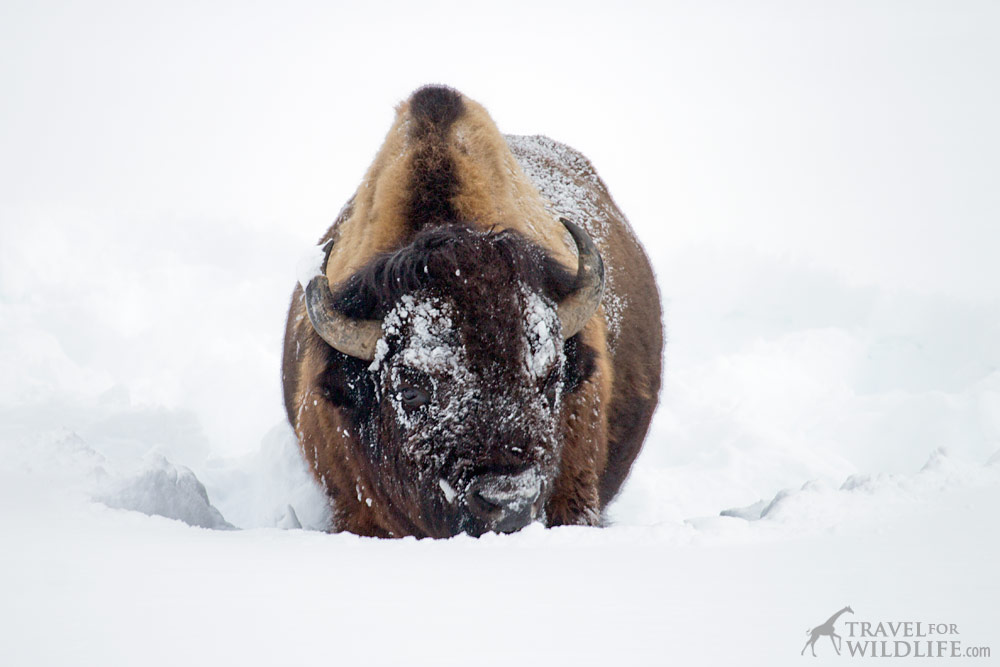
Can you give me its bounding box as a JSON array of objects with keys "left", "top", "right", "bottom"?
[
  {"left": 467, "top": 488, "right": 503, "bottom": 520},
  {"left": 465, "top": 471, "right": 542, "bottom": 534}
]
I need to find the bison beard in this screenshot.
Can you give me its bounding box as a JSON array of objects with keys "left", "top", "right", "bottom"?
[{"left": 312, "top": 225, "right": 596, "bottom": 537}]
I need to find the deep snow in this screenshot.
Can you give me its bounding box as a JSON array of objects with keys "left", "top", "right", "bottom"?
[{"left": 3, "top": 1, "right": 1000, "bottom": 665}]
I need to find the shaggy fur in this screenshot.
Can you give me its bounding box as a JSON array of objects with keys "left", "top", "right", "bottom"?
[{"left": 282, "top": 85, "right": 662, "bottom": 536}]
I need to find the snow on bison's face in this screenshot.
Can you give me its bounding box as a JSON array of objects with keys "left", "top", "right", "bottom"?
[
  {"left": 368, "top": 286, "right": 563, "bottom": 537},
  {"left": 304, "top": 221, "right": 603, "bottom": 537}
]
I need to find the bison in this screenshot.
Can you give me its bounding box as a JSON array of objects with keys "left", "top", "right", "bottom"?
[{"left": 282, "top": 85, "right": 662, "bottom": 537}]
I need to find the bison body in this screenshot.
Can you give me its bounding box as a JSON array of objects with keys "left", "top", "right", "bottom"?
[{"left": 282, "top": 86, "right": 662, "bottom": 537}]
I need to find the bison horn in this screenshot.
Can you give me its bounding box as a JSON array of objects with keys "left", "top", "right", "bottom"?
[
  {"left": 557, "top": 218, "right": 605, "bottom": 340},
  {"left": 305, "top": 273, "right": 382, "bottom": 361}
]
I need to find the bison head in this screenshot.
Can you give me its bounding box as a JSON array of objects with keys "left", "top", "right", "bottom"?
[{"left": 304, "top": 220, "right": 603, "bottom": 537}]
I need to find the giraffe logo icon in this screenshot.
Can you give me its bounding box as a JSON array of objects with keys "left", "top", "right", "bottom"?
[{"left": 802, "top": 606, "right": 854, "bottom": 657}]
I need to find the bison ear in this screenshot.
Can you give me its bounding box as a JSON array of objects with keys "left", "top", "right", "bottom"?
[
  {"left": 562, "top": 333, "right": 597, "bottom": 395},
  {"left": 538, "top": 244, "right": 597, "bottom": 392},
  {"left": 314, "top": 345, "right": 378, "bottom": 416}
]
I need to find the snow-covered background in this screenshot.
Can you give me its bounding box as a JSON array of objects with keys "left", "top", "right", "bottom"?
[{"left": 2, "top": 2, "right": 998, "bottom": 664}]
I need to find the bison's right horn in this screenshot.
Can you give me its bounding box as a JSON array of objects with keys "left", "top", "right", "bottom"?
[
  {"left": 556, "top": 218, "right": 605, "bottom": 340},
  {"left": 305, "top": 274, "right": 382, "bottom": 361}
]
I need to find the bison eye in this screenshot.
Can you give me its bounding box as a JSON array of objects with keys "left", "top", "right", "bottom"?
[
  {"left": 398, "top": 386, "right": 429, "bottom": 410},
  {"left": 543, "top": 368, "right": 560, "bottom": 407}
]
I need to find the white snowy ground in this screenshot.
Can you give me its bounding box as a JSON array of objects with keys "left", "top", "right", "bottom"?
[{"left": 3, "top": 2, "right": 1000, "bottom": 665}]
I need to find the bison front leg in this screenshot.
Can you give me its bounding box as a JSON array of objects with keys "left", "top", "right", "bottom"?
[
  {"left": 546, "top": 349, "right": 610, "bottom": 527},
  {"left": 546, "top": 463, "right": 602, "bottom": 527}
]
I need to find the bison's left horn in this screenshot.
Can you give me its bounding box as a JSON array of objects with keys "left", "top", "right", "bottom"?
[
  {"left": 557, "top": 218, "right": 605, "bottom": 340},
  {"left": 305, "top": 274, "right": 382, "bottom": 361}
]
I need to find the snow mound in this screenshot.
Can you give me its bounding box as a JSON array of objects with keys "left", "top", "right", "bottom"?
[
  {"left": 99, "top": 455, "right": 234, "bottom": 530},
  {"left": 198, "top": 422, "right": 331, "bottom": 530},
  {"left": 275, "top": 504, "right": 302, "bottom": 529},
  {"left": 719, "top": 448, "right": 1000, "bottom": 532}
]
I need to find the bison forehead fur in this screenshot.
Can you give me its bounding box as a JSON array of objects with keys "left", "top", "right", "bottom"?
[{"left": 282, "top": 85, "right": 663, "bottom": 538}]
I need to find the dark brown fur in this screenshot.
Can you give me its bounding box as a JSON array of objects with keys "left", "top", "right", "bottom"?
[{"left": 406, "top": 88, "right": 463, "bottom": 231}]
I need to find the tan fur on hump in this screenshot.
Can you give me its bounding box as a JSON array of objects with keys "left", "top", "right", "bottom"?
[
  {"left": 323, "top": 110, "right": 412, "bottom": 284},
  {"left": 447, "top": 98, "right": 576, "bottom": 267},
  {"left": 324, "top": 91, "right": 576, "bottom": 286}
]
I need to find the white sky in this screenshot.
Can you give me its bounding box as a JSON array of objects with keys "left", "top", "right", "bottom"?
[{"left": 3, "top": 0, "right": 999, "bottom": 298}]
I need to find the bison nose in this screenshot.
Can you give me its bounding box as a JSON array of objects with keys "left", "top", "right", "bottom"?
[{"left": 466, "top": 471, "right": 542, "bottom": 534}]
